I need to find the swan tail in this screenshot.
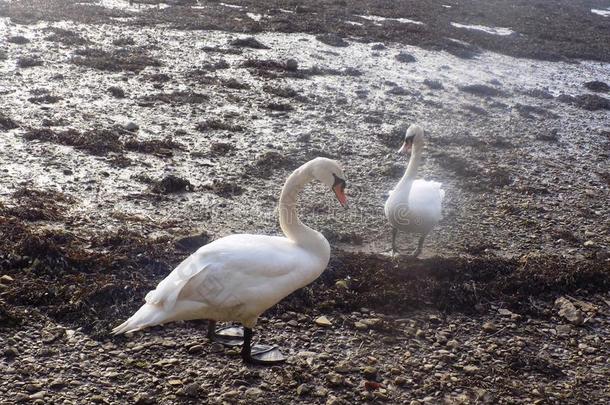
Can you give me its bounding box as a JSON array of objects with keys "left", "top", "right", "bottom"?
[{"left": 111, "top": 303, "right": 167, "bottom": 335}]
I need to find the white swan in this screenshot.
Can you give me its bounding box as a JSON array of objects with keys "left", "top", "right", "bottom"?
[
  {"left": 384, "top": 125, "right": 444, "bottom": 257},
  {"left": 112, "top": 157, "right": 348, "bottom": 364}
]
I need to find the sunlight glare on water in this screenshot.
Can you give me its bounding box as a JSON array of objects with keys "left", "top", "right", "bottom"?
[
  {"left": 591, "top": 8, "right": 610, "bottom": 17},
  {"left": 450, "top": 22, "right": 515, "bottom": 36},
  {"left": 358, "top": 15, "right": 425, "bottom": 26}
]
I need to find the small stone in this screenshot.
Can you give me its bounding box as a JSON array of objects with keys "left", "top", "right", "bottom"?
[
  {"left": 578, "top": 343, "right": 597, "bottom": 354},
  {"left": 498, "top": 308, "right": 513, "bottom": 316},
  {"left": 394, "top": 376, "right": 407, "bottom": 385},
  {"left": 326, "top": 372, "right": 344, "bottom": 386},
  {"left": 482, "top": 322, "right": 497, "bottom": 332},
  {"left": 335, "top": 279, "right": 348, "bottom": 289},
  {"left": 555, "top": 324, "right": 572, "bottom": 336},
  {"left": 222, "top": 390, "right": 239, "bottom": 398},
  {"left": 313, "top": 387, "right": 329, "bottom": 397},
  {"left": 583, "top": 240, "right": 595, "bottom": 247},
  {"left": 362, "top": 366, "right": 377, "bottom": 378},
  {"left": 555, "top": 297, "right": 584, "bottom": 325},
  {"left": 446, "top": 340, "right": 459, "bottom": 349},
  {"left": 49, "top": 379, "right": 66, "bottom": 389},
  {"left": 463, "top": 365, "right": 479, "bottom": 374},
  {"left": 374, "top": 391, "right": 389, "bottom": 401},
  {"left": 423, "top": 79, "right": 443, "bottom": 90},
  {"left": 245, "top": 387, "right": 263, "bottom": 397},
  {"left": 296, "top": 383, "right": 311, "bottom": 396},
  {"left": 395, "top": 52, "right": 416, "bottom": 63},
  {"left": 29, "top": 392, "right": 46, "bottom": 401},
  {"left": 188, "top": 344, "right": 204, "bottom": 354},
  {"left": 178, "top": 383, "right": 201, "bottom": 397},
  {"left": 314, "top": 316, "right": 332, "bottom": 327},
  {"left": 168, "top": 379, "right": 183, "bottom": 386},
  {"left": 3, "top": 347, "right": 19, "bottom": 358},
  {"left": 133, "top": 393, "right": 155, "bottom": 405},
  {"left": 124, "top": 121, "right": 139, "bottom": 132},
  {"left": 0, "top": 275, "right": 14, "bottom": 283},
  {"left": 362, "top": 318, "right": 382, "bottom": 327},
  {"left": 286, "top": 58, "right": 299, "bottom": 71},
  {"left": 108, "top": 86, "right": 125, "bottom": 98},
  {"left": 91, "top": 396, "right": 106, "bottom": 403},
  {"left": 354, "top": 321, "right": 367, "bottom": 330},
  {"left": 334, "top": 361, "right": 352, "bottom": 373},
  {"left": 326, "top": 395, "right": 344, "bottom": 405}
]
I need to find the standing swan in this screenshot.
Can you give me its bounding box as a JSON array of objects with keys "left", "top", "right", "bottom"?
[
  {"left": 112, "top": 157, "right": 348, "bottom": 365},
  {"left": 384, "top": 125, "right": 444, "bottom": 257}
]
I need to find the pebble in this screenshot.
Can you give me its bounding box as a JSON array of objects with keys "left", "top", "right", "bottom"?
[
  {"left": 482, "top": 322, "right": 497, "bottom": 332},
  {"left": 177, "top": 382, "right": 201, "bottom": 397},
  {"left": 354, "top": 321, "right": 367, "bottom": 330},
  {"left": 394, "top": 376, "right": 407, "bottom": 385},
  {"left": 463, "top": 365, "right": 479, "bottom": 374},
  {"left": 296, "top": 383, "right": 311, "bottom": 396},
  {"left": 0, "top": 275, "right": 14, "bottom": 283},
  {"left": 315, "top": 316, "right": 332, "bottom": 327},
  {"left": 3, "top": 347, "right": 19, "bottom": 358},
  {"left": 285, "top": 58, "right": 299, "bottom": 71},
  {"left": 49, "top": 379, "right": 66, "bottom": 389},
  {"left": 134, "top": 393, "right": 155, "bottom": 404},
  {"left": 362, "top": 366, "right": 377, "bottom": 378},
  {"left": 362, "top": 318, "right": 382, "bottom": 327},
  {"left": 555, "top": 324, "right": 572, "bottom": 335},
  {"left": 29, "top": 391, "right": 46, "bottom": 400},
  {"left": 335, "top": 361, "right": 352, "bottom": 373},
  {"left": 326, "top": 395, "right": 343, "bottom": 405},
  {"left": 187, "top": 344, "right": 204, "bottom": 354},
  {"left": 314, "top": 387, "right": 329, "bottom": 397},
  {"left": 124, "top": 121, "right": 139, "bottom": 131},
  {"left": 555, "top": 297, "right": 584, "bottom": 325},
  {"left": 245, "top": 387, "right": 263, "bottom": 397},
  {"left": 326, "top": 372, "right": 344, "bottom": 386}
]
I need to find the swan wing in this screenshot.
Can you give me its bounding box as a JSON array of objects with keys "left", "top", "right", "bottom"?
[
  {"left": 408, "top": 179, "right": 444, "bottom": 220},
  {"left": 146, "top": 234, "right": 323, "bottom": 314}
]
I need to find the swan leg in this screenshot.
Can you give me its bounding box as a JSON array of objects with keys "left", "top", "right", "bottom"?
[
  {"left": 207, "top": 321, "right": 244, "bottom": 347},
  {"left": 241, "top": 328, "right": 287, "bottom": 365},
  {"left": 410, "top": 234, "right": 427, "bottom": 258},
  {"left": 391, "top": 228, "right": 399, "bottom": 256}
]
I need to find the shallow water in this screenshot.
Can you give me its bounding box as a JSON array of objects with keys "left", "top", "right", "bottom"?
[
  {"left": 591, "top": 8, "right": 610, "bottom": 17},
  {"left": 358, "top": 14, "right": 425, "bottom": 26},
  {"left": 450, "top": 22, "right": 515, "bottom": 36}
]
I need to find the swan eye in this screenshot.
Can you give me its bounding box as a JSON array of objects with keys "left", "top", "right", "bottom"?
[
  {"left": 404, "top": 134, "right": 415, "bottom": 145},
  {"left": 332, "top": 173, "right": 346, "bottom": 190}
]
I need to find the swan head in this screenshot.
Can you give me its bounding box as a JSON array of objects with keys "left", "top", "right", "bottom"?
[
  {"left": 398, "top": 124, "right": 424, "bottom": 155},
  {"left": 309, "top": 157, "right": 348, "bottom": 208}
]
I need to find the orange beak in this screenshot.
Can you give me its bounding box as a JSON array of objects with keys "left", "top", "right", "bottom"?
[
  {"left": 333, "top": 184, "right": 348, "bottom": 208},
  {"left": 398, "top": 141, "right": 412, "bottom": 154}
]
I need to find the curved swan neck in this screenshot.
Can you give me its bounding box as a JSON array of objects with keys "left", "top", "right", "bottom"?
[
  {"left": 397, "top": 144, "right": 423, "bottom": 189},
  {"left": 279, "top": 165, "right": 318, "bottom": 245}
]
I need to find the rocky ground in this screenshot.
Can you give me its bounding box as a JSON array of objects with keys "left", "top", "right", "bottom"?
[{"left": 0, "top": 0, "right": 609, "bottom": 403}]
